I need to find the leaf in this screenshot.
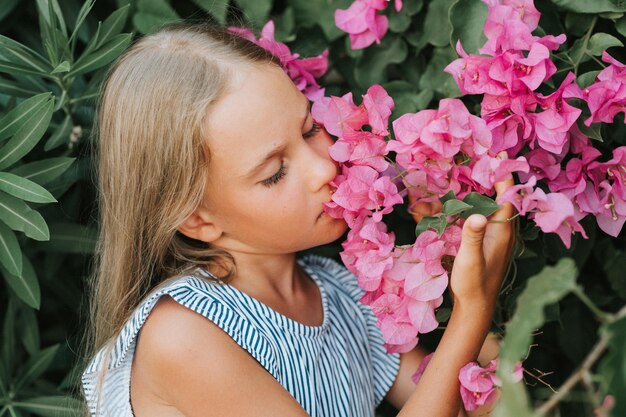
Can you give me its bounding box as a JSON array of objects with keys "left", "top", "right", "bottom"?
[
  {"left": 50, "top": 60, "right": 70, "bottom": 74},
  {"left": 0, "top": 96, "right": 54, "bottom": 171},
  {"left": 422, "top": 0, "right": 455, "bottom": 47},
  {"left": 597, "top": 315, "right": 626, "bottom": 417},
  {"left": 354, "top": 36, "right": 408, "bottom": 89},
  {"left": 0, "top": 255, "right": 41, "bottom": 309},
  {"left": 0, "top": 0, "right": 19, "bottom": 22},
  {"left": 588, "top": 33, "right": 623, "bottom": 56},
  {"left": 0, "top": 60, "right": 50, "bottom": 78},
  {"left": 10, "top": 157, "right": 75, "bottom": 186},
  {"left": 604, "top": 246, "right": 626, "bottom": 300},
  {"left": 0, "top": 219, "right": 22, "bottom": 276},
  {"left": 439, "top": 190, "right": 456, "bottom": 204},
  {"left": 0, "top": 92, "right": 52, "bottom": 142},
  {"left": 389, "top": 8, "right": 412, "bottom": 33},
  {"left": 418, "top": 46, "right": 461, "bottom": 97},
  {"left": 234, "top": 0, "right": 272, "bottom": 27},
  {"left": 577, "top": 119, "right": 603, "bottom": 141},
  {"left": 1, "top": 297, "right": 17, "bottom": 380},
  {"left": 442, "top": 199, "right": 473, "bottom": 217},
  {"left": 17, "top": 306, "right": 40, "bottom": 355},
  {"left": 69, "top": 33, "right": 132, "bottom": 76},
  {"left": 0, "top": 35, "right": 51, "bottom": 73},
  {"left": 96, "top": 4, "right": 131, "bottom": 49},
  {"left": 549, "top": 0, "right": 626, "bottom": 13},
  {"left": 68, "top": 0, "right": 96, "bottom": 44},
  {"left": 289, "top": 0, "right": 352, "bottom": 41},
  {"left": 133, "top": 0, "right": 179, "bottom": 34},
  {"left": 0, "top": 191, "right": 50, "bottom": 241},
  {"left": 565, "top": 13, "right": 596, "bottom": 37},
  {"left": 449, "top": 0, "right": 488, "bottom": 54},
  {"left": 14, "top": 344, "right": 59, "bottom": 391},
  {"left": 44, "top": 114, "right": 72, "bottom": 151},
  {"left": 576, "top": 70, "right": 600, "bottom": 88},
  {"left": 617, "top": 15, "right": 626, "bottom": 38},
  {"left": 415, "top": 214, "right": 448, "bottom": 237},
  {"left": 0, "top": 172, "right": 57, "bottom": 203},
  {"left": 0, "top": 77, "right": 41, "bottom": 98},
  {"left": 37, "top": 223, "right": 97, "bottom": 254},
  {"left": 191, "top": 0, "right": 230, "bottom": 25},
  {"left": 460, "top": 192, "right": 501, "bottom": 218},
  {"left": 494, "top": 259, "right": 578, "bottom": 417},
  {"left": 13, "top": 395, "right": 82, "bottom": 417}
]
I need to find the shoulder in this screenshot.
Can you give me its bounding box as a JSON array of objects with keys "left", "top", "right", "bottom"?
[
  {"left": 300, "top": 254, "right": 364, "bottom": 300},
  {"left": 133, "top": 296, "right": 308, "bottom": 417}
]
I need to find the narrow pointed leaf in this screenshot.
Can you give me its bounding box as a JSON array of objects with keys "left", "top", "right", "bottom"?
[
  {"left": 50, "top": 60, "right": 70, "bottom": 74},
  {"left": 44, "top": 114, "right": 72, "bottom": 151},
  {"left": 0, "top": 35, "right": 51, "bottom": 73},
  {"left": 0, "top": 191, "right": 50, "bottom": 241},
  {"left": 0, "top": 77, "right": 41, "bottom": 98},
  {"left": 10, "top": 157, "right": 75, "bottom": 186},
  {"left": 96, "top": 4, "right": 130, "bottom": 49},
  {"left": 17, "top": 306, "right": 40, "bottom": 355},
  {"left": 14, "top": 396, "right": 82, "bottom": 417},
  {"left": 0, "top": 93, "right": 52, "bottom": 142},
  {"left": 0, "top": 255, "right": 40, "bottom": 309},
  {"left": 38, "top": 222, "right": 97, "bottom": 254},
  {"left": 14, "top": 344, "right": 59, "bottom": 391},
  {"left": 0, "top": 97, "right": 54, "bottom": 170},
  {"left": 0, "top": 60, "right": 50, "bottom": 78},
  {"left": 69, "top": 33, "right": 132, "bottom": 76},
  {"left": 0, "top": 172, "right": 56, "bottom": 203},
  {"left": 68, "top": 0, "right": 96, "bottom": 44},
  {"left": 0, "top": 219, "right": 22, "bottom": 276}
]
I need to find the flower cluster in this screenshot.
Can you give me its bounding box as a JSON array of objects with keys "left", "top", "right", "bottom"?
[
  {"left": 445, "top": 0, "right": 626, "bottom": 241},
  {"left": 335, "top": 0, "right": 403, "bottom": 49},
  {"left": 228, "top": 21, "right": 328, "bottom": 100}
]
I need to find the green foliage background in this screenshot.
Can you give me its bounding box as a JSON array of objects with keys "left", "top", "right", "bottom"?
[{"left": 0, "top": 0, "right": 624, "bottom": 416}]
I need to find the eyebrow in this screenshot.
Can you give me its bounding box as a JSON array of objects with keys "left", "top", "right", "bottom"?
[{"left": 243, "top": 97, "right": 311, "bottom": 180}]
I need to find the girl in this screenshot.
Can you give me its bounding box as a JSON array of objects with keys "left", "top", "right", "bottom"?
[{"left": 81, "top": 22, "right": 515, "bottom": 417}]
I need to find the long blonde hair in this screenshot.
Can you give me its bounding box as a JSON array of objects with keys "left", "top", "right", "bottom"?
[{"left": 83, "top": 21, "right": 278, "bottom": 407}]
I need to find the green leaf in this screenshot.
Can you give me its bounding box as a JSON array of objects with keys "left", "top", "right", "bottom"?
[
  {"left": 415, "top": 214, "right": 448, "bottom": 237},
  {"left": 549, "top": 0, "right": 626, "bottom": 13},
  {"left": 36, "top": 0, "right": 67, "bottom": 35},
  {"left": 191, "top": 0, "right": 230, "bottom": 25},
  {"left": 0, "top": 60, "right": 51, "bottom": 78},
  {"left": 13, "top": 396, "right": 82, "bottom": 417},
  {"left": 418, "top": 46, "right": 461, "bottom": 97},
  {"left": 0, "top": 219, "right": 22, "bottom": 276},
  {"left": 0, "top": 191, "right": 49, "bottom": 241},
  {"left": 422, "top": 0, "right": 455, "bottom": 47},
  {"left": 50, "top": 60, "right": 70, "bottom": 74},
  {"left": 0, "top": 172, "right": 56, "bottom": 203},
  {"left": 355, "top": 36, "right": 408, "bottom": 89},
  {"left": 439, "top": 190, "right": 456, "bottom": 204},
  {"left": 0, "top": 77, "right": 41, "bottom": 98},
  {"left": 14, "top": 344, "right": 59, "bottom": 391},
  {"left": 617, "top": 15, "right": 626, "bottom": 37},
  {"left": 588, "top": 33, "right": 623, "bottom": 56},
  {"left": 389, "top": 8, "right": 412, "bottom": 33},
  {"left": 442, "top": 199, "right": 473, "bottom": 217},
  {"left": 0, "top": 255, "right": 40, "bottom": 309},
  {"left": 565, "top": 13, "right": 596, "bottom": 37},
  {"left": 10, "top": 157, "right": 75, "bottom": 186},
  {"left": 1, "top": 298, "right": 17, "bottom": 380},
  {"left": 44, "top": 114, "right": 73, "bottom": 151},
  {"left": 17, "top": 306, "right": 40, "bottom": 355},
  {"left": 494, "top": 259, "right": 578, "bottom": 417},
  {"left": 0, "top": 35, "right": 51, "bottom": 73},
  {"left": 604, "top": 246, "right": 626, "bottom": 300},
  {"left": 69, "top": 33, "right": 132, "bottom": 76},
  {"left": 234, "top": 0, "right": 272, "bottom": 27},
  {"left": 0, "top": 96, "right": 54, "bottom": 171},
  {"left": 0, "top": 93, "right": 52, "bottom": 142},
  {"left": 577, "top": 119, "right": 603, "bottom": 141},
  {"left": 576, "top": 70, "right": 600, "bottom": 89},
  {"left": 460, "top": 192, "right": 501, "bottom": 218},
  {"left": 289, "top": 0, "right": 352, "bottom": 41},
  {"left": 597, "top": 315, "right": 626, "bottom": 417},
  {"left": 96, "top": 4, "right": 131, "bottom": 49},
  {"left": 37, "top": 223, "right": 97, "bottom": 254},
  {"left": 449, "top": 0, "right": 488, "bottom": 54},
  {"left": 68, "top": 0, "right": 96, "bottom": 44},
  {"left": 133, "top": 0, "right": 179, "bottom": 34},
  {"left": 0, "top": 0, "right": 19, "bottom": 22}
]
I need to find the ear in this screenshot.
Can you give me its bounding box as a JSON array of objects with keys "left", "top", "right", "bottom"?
[{"left": 177, "top": 207, "right": 223, "bottom": 243}]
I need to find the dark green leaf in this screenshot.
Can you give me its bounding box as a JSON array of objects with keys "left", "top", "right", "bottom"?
[
  {"left": 14, "top": 395, "right": 82, "bottom": 417},
  {"left": 565, "top": 13, "right": 596, "bottom": 37},
  {"left": 549, "top": 0, "right": 626, "bottom": 13},
  {"left": 418, "top": 46, "right": 461, "bottom": 97},
  {"left": 605, "top": 246, "right": 626, "bottom": 300},
  {"left": 577, "top": 119, "right": 603, "bottom": 141},
  {"left": 69, "top": 33, "right": 132, "bottom": 76},
  {"left": 37, "top": 223, "right": 97, "bottom": 254},
  {"left": 617, "top": 15, "right": 626, "bottom": 37},
  {"left": 18, "top": 306, "right": 40, "bottom": 355},
  {"left": 0, "top": 60, "right": 51, "bottom": 78},
  {"left": 0, "top": 219, "right": 22, "bottom": 276},
  {"left": 0, "top": 191, "right": 49, "bottom": 241},
  {"left": 435, "top": 307, "right": 451, "bottom": 322},
  {"left": 0, "top": 172, "right": 57, "bottom": 203},
  {"left": 422, "top": 0, "right": 455, "bottom": 47},
  {"left": 0, "top": 92, "right": 52, "bottom": 142},
  {"left": 50, "top": 60, "right": 70, "bottom": 74},
  {"left": 96, "top": 4, "right": 131, "bottom": 49},
  {"left": 598, "top": 314, "right": 626, "bottom": 417},
  {"left": 389, "top": 8, "right": 412, "bottom": 33},
  {"left": 588, "top": 33, "right": 623, "bottom": 56},
  {"left": 449, "top": 0, "right": 488, "bottom": 54},
  {"left": 0, "top": 35, "right": 51, "bottom": 73},
  {"left": 14, "top": 344, "right": 59, "bottom": 391},
  {"left": 0, "top": 0, "right": 19, "bottom": 22},
  {"left": 576, "top": 70, "right": 600, "bottom": 89},
  {"left": 0, "top": 255, "right": 40, "bottom": 309},
  {"left": 460, "top": 192, "right": 500, "bottom": 218},
  {"left": 45, "top": 114, "right": 73, "bottom": 151},
  {"left": 191, "top": 0, "right": 230, "bottom": 25},
  {"left": 439, "top": 190, "right": 456, "bottom": 204},
  {"left": 0, "top": 96, "right": 54, "bottom": 170},
  {"left": 442, "top": 199, "right": 473, "bottom": 217},
  {"left": 289, "top": 0, "right": 352, "bottom": 42},
  {"left": 10, "top": 157, "right": 75, "bottom": 186},
  {"left": 68, "top": 0, "right": 96, "bottom": 44},
  {"left": 355, "top": 36, "right": 408, "bottom": 89},
  {"left": 415, "top": 214, "right": 448, "bottom": 237},
  {"left": 0, "top": 77, "right": 41, "bottom": 98},
  {"left": 234, "top": 0, "right": 272, "bottom": 27}
]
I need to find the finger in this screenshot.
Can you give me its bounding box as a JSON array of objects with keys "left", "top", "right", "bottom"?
[
  {"left": 491, "top": 174, "right": 516, "bottom": 222},
  {"left": 457, "top": 214, "right": 488, "bottom": 260}
]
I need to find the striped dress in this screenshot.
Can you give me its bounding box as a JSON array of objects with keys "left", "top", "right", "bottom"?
[{"left": 81, "top": 254, "right": 401, "bottom": 416}]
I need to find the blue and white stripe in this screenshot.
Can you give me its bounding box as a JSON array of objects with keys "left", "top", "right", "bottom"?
[{"left": 82, "top": 254, "right": 400, "bottom": 417}]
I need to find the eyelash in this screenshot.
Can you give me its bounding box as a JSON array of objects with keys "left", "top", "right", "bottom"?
[{"left": 261, "top": 122, "right": 321, "bottom": 187}]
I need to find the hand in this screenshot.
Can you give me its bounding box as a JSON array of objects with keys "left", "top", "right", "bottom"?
[
  {"left": 408, "top": 194, "right": 443, "bottom": 224},
  {"left": 448, "top": 178, "right": 516, "bottom": 308}
]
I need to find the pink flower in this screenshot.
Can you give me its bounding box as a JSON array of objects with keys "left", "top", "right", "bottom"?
[
  {"left": 497, "top": 175, "right": 542, "bottom": 215},
  {"left": 471, "top": 154, "right": 529, "bottom": 189},
  {"left": 584, "top": 52, "right": 626, "bottom": 125},
  {"left": 489, "top": 43, "right": 556, "bottom": 93},
  {"left": 445, "top": 42, "right": 507, "bottom": 96},
  {"left": 335, "top": 0, "right": 389, "bottom": 49},
  {"left": 362, "top": 84, "right": 395, "bottom": 135},
  {"left": 329, "top": 129, "right": 389, "bottom": 172},
  {"left": 459, "top": 362, "right": 499, "bottom": 411},
  {"left": 228, "top": 21, "right": 328, "bottom": 100},
  {"left": 532, "top": 190, "right": 588, "bottom": 248},
  {"left": 480, "top": 0, "right": 540, "bottom": 55},
  {"left": 312, "top": 93, "right": 368, "bottom": 137},
  {"left": 411, "top": 352, "right": 434, "bottom": 384}
]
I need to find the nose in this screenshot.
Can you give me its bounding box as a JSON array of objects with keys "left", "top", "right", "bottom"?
[{"left": 305, "top": 131, "right": 339, "bottom": 192}]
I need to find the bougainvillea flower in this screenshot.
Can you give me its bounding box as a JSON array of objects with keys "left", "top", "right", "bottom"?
[
  {"left": 519, "top": 149, "right": 561, "bottom": 182},
  {"left": 445, "top": 42, "right": 507, "bottom": 96},
  {"left": 497, "top": 175, "right": 541, "bottom": 215},
  {"left": 312, "top": 93, "right": 369, "bottom": 137},
  {"left": 489, "top": 43, "right": 556, "bottom": 93},
  {"left": 335, "top": 0, "right": 389, "bottom": 49},
  {"left": 362, "top": 84, "right": 395, "bottom": 135},
  {"left": 329, "top": 129, "right": 389, "bottom": 172},
  {"left": 458, "top": 359, "right": 524, "bottom": 411},
  {"left": 471, "top": 154, "right": 529, "bottom": 189},
  {"left": 532, "top": 190, "right": 588, "bottom": 248}
]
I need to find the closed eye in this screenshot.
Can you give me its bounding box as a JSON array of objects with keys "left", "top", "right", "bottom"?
[
  {"left": 303, "top": 122, "right": 321, "bottom": 139},
  {"left": 261, "top": 161, "right": 286, "bottom": 187}
]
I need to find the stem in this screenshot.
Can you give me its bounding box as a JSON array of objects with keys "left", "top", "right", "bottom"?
[
  {"left": 573, "top": 16, "right": 598, "bottom": 76},
  {"left": 536, "top": 305, "right": 626, "bottom": 416},
  {"left": 487, "top": 212, "right": 521, "bottom": 224},
  {"left": 572, "top": 286, "right": 612, "bottom": 323}
]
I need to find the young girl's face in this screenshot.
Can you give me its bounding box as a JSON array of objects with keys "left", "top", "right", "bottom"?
[{"left": 193, "top": 63, "right": 348, "bottom": 255}]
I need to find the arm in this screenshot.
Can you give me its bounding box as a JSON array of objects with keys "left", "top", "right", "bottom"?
[
  {"left": 390, "top": 179, "right": 515, "bottom": 417},
  {"left": 132, "top": 296, "right": 310, "bottom": 417}
]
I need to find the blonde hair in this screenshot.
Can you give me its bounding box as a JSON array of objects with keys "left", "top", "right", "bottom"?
[{"left": 82, "top": 22, "right": 278, "bottom": 413}]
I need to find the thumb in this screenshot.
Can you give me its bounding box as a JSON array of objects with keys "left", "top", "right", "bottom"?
[{"left": 458, "top": 214, "right": 488, "bottom": 255}]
